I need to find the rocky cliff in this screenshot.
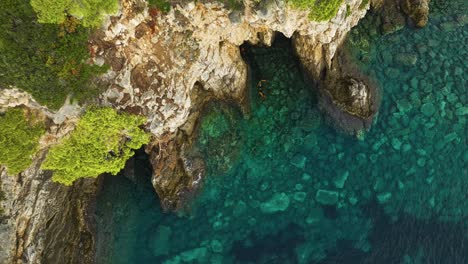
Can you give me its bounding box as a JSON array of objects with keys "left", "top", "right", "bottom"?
[
  {"left": 96, "top": 0, "right": 369, "bottom": 137},
  {"left": 92, "top": 0, "right": 370, "bottom": 211},
  {"left": 1, "top": 0, "right": 382, "bottom": 262},
  {"left": 0, "top": 89, "right": 98, "bottom": 264}
]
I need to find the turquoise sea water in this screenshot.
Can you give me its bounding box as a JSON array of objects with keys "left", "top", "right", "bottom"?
[{"left": 96, "top": 2, "right": 467, "bottom": 263}]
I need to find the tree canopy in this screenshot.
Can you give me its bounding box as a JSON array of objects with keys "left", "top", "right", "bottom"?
[
  {"left": 289, "top": 0, "right": 343, "bottom": 21},
  {"left": 41, "top": 108, "right": 150, "bottom": 185},
  {"left": 0, "top": 108, "right": 45, "bottom": 175},
  {"left": 0, "top": 0, "right": 107, "bottom": 109},
  {"left": 30, "top": 0, "right": 119, "bottom": 27}
]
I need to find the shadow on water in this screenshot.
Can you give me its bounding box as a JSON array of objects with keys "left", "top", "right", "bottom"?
[
  {"left": 318, "top": 201, "right": 468, "bottom": 264},
  {"left": 231, "top": 224, "right": 305, "bottom": 264}
]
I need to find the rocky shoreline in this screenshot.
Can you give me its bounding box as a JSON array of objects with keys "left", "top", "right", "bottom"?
[{"left": 0, "top": 0, "right": 432, "bottom": 262}]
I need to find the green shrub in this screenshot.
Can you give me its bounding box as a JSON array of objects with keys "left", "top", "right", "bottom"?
[
  {"left": 0, "top": 0, "right": 107, "bottom": 109},
  {"left": 42, "top": 108, "right": 150, "bottom": 185},
  {"left": 30, "top": 0, "right": 119, "bottom": 27},
  {"left": 148, "top": 0, "right": 171, "bottom": 13},
  {"left": 0, "top": 108, "right": 45, "bottom": 175},
  {"left": 289, "top": 0, "right": 343, "bottom": 21},
  {"left": 359, "top": 0, "right": 369, "bottom": 10}
]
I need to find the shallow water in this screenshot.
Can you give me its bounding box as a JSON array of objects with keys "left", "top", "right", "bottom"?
[{"left": 95, "top": 2, "right": 467, "bottom": 263}]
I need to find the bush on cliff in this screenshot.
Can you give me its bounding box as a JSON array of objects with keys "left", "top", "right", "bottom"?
[
  {"left": 0, "top": 108, "right": 45, "bottom": 175},
  {"left": 30, "top": 0, "right": 119, "bottom": 27},
  {"left": 42, "top": 108, "right": 150, "bottom": 185},
  {"left": 0, "top": 0, "right": 107, "bottom": 109},
  {"left": 290, "top": 0, "right": 343, "bottom": 21},
  {"left": 148, "top": 0, "right": 171, "bottom": 13}
]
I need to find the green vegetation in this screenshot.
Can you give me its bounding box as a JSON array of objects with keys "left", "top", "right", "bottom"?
[
  {"left": 0, "top": 186, "right": 4, "bottom": 217},
  {"left": 42, "top": 107, "right": 150, "bottom": 185},
  {"left": 148, "top": 0, "right": 171, "bottom": 13},
  {"left": 0, "top": 0, "right": 108, "bottom": 109},
  {"left": 0, "top": 108, "right": 45, "bottom": 175},
  {"left": 30, "top": 0, "right": 119, "bottom": 27},
  {"left": 359, "top": 0, "right": 369, "bottom": 10},
  {"left": 289, "top": 0, "right": 343, "bottom": 21}
]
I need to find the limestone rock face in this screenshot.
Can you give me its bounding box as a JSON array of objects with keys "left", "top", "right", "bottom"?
[
  {"left": 0, "top": 153, "right": 98, "bottom": 264},
  {"left": 145, "top": 133, "right": 206, "bottom": 211},
  {"left": 0, "top": 90, "right": 96, "bottom": 264},
  {"left": 96, "top": 0, "right": 369, "bottom": 137},
  {"left": 94, "top": 0, "right": 369, "bottom": 210},
  {"left": 318, "top": 47, "right": 381, "bottom": 135}
]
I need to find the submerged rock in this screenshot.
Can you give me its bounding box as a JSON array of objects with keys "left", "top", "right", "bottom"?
[
  {"left": 333, "top": 171, "right": 349, "bottom": 189},
  {"left": 291, "top": 154, "right": 307, "bottom": 169},
  {"left": 395, "top": 53, "right": 418, "bottom": 66},
  {"left": 150, "top": 225, "right": 172, "bottom": 257},
  {"left": 315, "top": 190, "right": 339, "bottom": 205},
  {"left": 260, "top": 193, "right": 291, "bottom": 213},
  {"left": 421, "top": 102, "right": 436, "bottom": 117}
]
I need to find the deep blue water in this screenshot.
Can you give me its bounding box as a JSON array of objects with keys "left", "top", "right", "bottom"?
[{"left": 95, "top": 2, "right": 467, "bottom": 263}]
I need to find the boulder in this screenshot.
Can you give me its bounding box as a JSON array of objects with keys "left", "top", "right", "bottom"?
[
  {"left": 401, "top": 0, "right": 430, "bottom": 28},
  {"left": 315, "top": 190, "right": 339, "bottom": 205},
  {"left": 260, "top": 193, "right": 291, "bottom": 213}
]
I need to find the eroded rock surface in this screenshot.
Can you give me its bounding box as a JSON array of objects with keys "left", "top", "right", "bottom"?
[
  {"left": 96, "top": 0, "right": 369, "bottom": 137},
  {"left": 0, "top": 152, "right": 98, "bottom": 264},
  {"left": 146, "top": 133, "right": 206, "bottom": 211},
  {"left": 0, "top": 90, "right": 97, "bottom": 264},
  {"left": 401, "top": 0, "right": 430, "bottom": 28},
  {"left": 94, "top": 0, "right": 369, "bottom": 211},
  {"left": 318, "top": 49, "right": 381, "bottom": 135}
]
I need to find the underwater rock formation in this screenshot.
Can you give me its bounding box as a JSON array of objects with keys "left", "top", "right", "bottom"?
[{"left": 370, "top": 0, "right": 431, "bottom": 35}]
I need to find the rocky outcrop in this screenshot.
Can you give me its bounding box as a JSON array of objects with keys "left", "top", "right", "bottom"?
[
  {"left": 0, "top": 89, "right": 97, "bottom": 264},
  {"left": 317, "top": 49, "right": 381, "bottom": 135},
  {"left": 369, "top": 0, "right": 430, "bottom": 35},
  {"left": 2, "top": 0, "right": 375, "bottom": 261},
  {"left": 146, "top": 133, "right": 206, "bottom": 211},
  {"left": 0, "top": 153, "right": 98, "bottom": 264},
  {"left": 401, "top": 0, "right": 430, "bottom": 28},
  {"left": 93, "top": 0, "right": 370, "bottom": 210},
  {"left": 96, "top": 0, "right": 370, "bottom": 137}
]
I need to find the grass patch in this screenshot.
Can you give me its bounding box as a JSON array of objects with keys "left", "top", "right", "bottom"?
[{"left": 289, "top": 0, "right": 343, "bottom": 21}]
